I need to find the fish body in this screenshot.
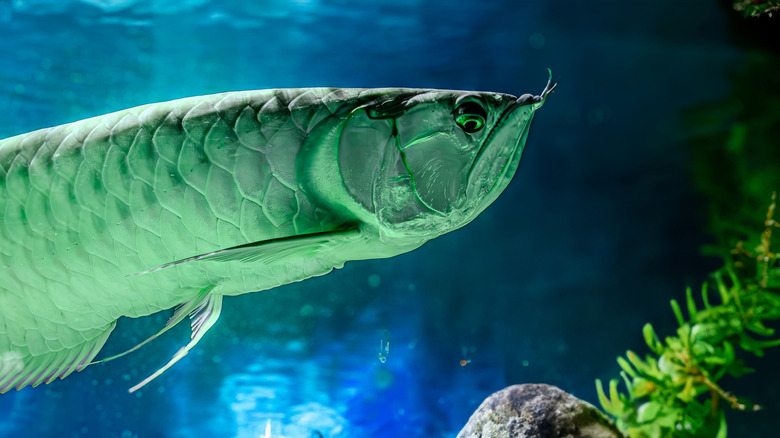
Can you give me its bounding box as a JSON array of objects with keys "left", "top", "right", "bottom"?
[{"left": 0, "top": 82, "right": 553, "bottom": 392}]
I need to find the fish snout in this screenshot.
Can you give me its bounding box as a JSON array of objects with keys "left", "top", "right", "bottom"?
[{"left": 516, "top": 93, "right": 535, "bottom": 105}]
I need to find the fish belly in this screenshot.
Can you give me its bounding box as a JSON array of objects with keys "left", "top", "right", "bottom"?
[{"left": 0, "top": 89, "right": 350, "bottom": 391}]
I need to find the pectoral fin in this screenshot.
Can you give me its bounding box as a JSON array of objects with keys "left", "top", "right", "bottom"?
[
  {"left": 129, "top": 226, "right": 362, "bottom": 276},
  {"left": 118, "top": 226, "right": 362, "bottom": 392}
]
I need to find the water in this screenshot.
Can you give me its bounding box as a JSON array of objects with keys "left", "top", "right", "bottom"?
[{"left": 0, "top": 0, "right": 778, "bottom": 436}]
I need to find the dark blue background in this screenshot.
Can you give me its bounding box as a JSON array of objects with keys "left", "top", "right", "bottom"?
[{"left": 0, "top": 0, "right": 776, "bottom": 437}]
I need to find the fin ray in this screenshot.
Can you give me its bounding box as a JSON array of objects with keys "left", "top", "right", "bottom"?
[
  {"left": 90, "top": 286, "right": 214, "bottom": 366},
  {"left": 128, "top": 291, "right": 223, "bottom": 393}
]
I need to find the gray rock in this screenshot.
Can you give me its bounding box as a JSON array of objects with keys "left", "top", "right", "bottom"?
[{"left": 457, "top": 384, "right": 623, "bottom": 438}]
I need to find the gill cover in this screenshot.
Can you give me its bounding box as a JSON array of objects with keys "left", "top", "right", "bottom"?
[{"left": 337, "top": 77, "right": 555, "bottom": 236}]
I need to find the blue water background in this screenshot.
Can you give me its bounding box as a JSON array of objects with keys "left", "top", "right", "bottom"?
[{"left": 0, "top": 0, "right": 777, "bottom": 437}]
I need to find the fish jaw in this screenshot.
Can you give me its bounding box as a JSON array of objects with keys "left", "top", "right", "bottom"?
[
  {"left": 462, "top": 79, "right": 555, "bottom": 225},
  {"left": 463, "top": 98, "right": 537, "bottom": 221}
]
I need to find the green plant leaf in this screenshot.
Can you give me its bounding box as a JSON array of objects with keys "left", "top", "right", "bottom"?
[
  {"left": 677, "top": 325, "right": 692, "bottom": 350},
  {"left": 618, "top": 356, "right": 638, "bottom": 378},
  {"left": 657, "top": 355, "right": 676, "bottom": 376},
  {"left": 677, "top": 377, "right": 698, "bottom": 402},
  {"left": 627, "top": 350, "right": 655, "bottom": 377},
  {"left": 686, "top": 287, "right": 699, "bottom": 321},
  {"left": 596, "top": 378, "right": 625, "bottom": 416},
  {"left": 609, "top": 378, "right": 623, "bottom": 410},
  {"left": 723, "top": 340, "right": 735, "bottom": 362},
  {"left": 620, "top": 371, "right": 634, "bottom": 399},
  {"left": 767, "top": 266, "right": 780, "bottom": 289},
  {"left": 744, "top": 319, "right": 775, "bottom": 337},
  {"left": 714, "top": 271, "right": 733, "bottom": 305},
  {"left": 631, "top": 377, "right": 656, "bottom": 398},
  {"left": 701, "top": 282, "right": 712, "bottom": 309},
  {"left": 654, "top": 409, "right": 677, "bottom": 429},
  {"left": 716, "top": 409, "right": 727, "bottom": 438},
  {"left": 643, "top": 323, "right": 664, "bottom": 355},
  {"left": 637, "top": 401, "right": 661, "bottom": 423},
  {"left": 691, "top": 339, "right": 714, "bottom": 358},
  {"left": 671, "top": 299, "right": 685, "bottom": 327}
]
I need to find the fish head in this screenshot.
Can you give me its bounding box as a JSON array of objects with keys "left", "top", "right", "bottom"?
[{"left": 336, "top": 78, "right": 554, "bottom": 240}]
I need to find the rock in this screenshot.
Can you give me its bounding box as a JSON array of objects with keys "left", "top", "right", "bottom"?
[{"left": 457, "top": 384, "right": 623, "bottom": 438}]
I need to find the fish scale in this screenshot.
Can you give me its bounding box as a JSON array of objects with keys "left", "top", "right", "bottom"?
[
  {"left": 0, "top": 81, "right": 554, "bottom": 392},
  {"left": 0, "top": 89, "right": 352, "bottom": 390}
]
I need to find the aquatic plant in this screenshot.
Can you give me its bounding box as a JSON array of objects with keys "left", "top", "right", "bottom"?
[
  {"left": 732, "top": 0, "right": 780, "bottom": 17},
  {"left": 685, "top": 53, "right": 780, "bottom": 261},
  {"left": 596, "top": 194, "right": 780, "bottom": 438}
]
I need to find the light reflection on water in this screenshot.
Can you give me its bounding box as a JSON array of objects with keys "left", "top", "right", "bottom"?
[{"left": 220, "top": 359, "right": 349, "bottom": 438}]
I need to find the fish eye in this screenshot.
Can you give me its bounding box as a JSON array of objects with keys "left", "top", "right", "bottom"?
[{"left": 454, "top": 102, "right": 486, "bottom": 133}]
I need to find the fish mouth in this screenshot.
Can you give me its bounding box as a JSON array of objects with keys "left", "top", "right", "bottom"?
[{"left": 470, "top": 72, "right": 557, "bottom": 178}]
